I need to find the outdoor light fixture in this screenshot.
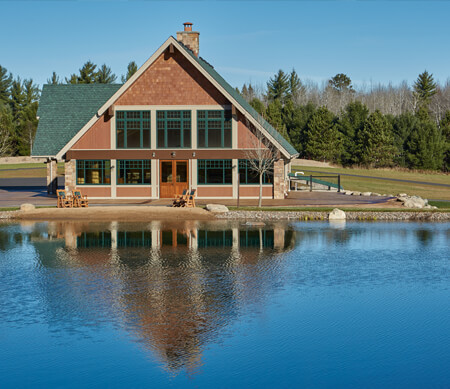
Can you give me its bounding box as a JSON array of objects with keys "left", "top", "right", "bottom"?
[
  {"left": 192, "top": 152, "right": 196, "bottom": 157},
  {"left": 152, "top": 152, "right": 156, "bottom": 157},
  {"left": 171, "top": 152, "right": 176, "bottom": 157}
]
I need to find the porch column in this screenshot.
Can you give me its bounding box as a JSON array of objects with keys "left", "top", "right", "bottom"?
[
  {"left": 64, "top": 160, "right": 76, "bottom": 192},
  {"left": 273, "top": 159, "right": 286, "bottom": 199},
  {"left": 46, "top": 159, "right": 58, "bottom": 195}
]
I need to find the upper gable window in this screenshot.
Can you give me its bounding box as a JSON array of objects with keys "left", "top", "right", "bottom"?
[
  {"left": 157, "top": 111, "right": 191, "bottom": 148},
  {"left": 116, "top": 111, "right": 151, "bottom": 149},
  {"left": 197, "top": 110, "right": 232, "bottom": 148}
]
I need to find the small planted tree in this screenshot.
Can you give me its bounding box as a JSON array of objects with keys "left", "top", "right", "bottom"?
[{"left": 243, "top": 118, "right": 278, "bottom": 208}]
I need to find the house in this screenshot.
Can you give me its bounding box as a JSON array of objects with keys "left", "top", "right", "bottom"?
[{"left": 32, "top": 23, "right": 298, "bottom": 200}]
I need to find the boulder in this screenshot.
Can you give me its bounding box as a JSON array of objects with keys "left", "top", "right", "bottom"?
[
  {"left": 361, "top": 192, "right": 372, "bottom": 196},
  {"left": 398, "top": 193, "right": 408, "bottom": 197},
  {"left": 344, "top": 191, "right": 353, "bottom": 195},
  {"left": 352, "top": 191, "right": 361, "bottom": 196},
  {"left": 423, "top": 204, "right": 438, "bottom": 210},
  {"left": 328, "top": 208, "right": 346, "bottom": 220},
  {"left": 403, "top": 196, "right": 427, "bottom": 209},
  {"left": 205, "top": 204, "right": 229, "bottom": 213},
  {"left": 20, "top": 203, "right": 35, "bottom": 212},
  {"left": 372, "top": 193, "right": 381, "bottom": 196}
]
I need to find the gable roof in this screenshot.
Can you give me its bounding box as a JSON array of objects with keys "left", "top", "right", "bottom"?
[{"left": 32, "top": 84, "right": 121, "bottom": 157}]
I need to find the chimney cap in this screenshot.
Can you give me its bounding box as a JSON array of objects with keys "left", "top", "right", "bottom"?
[{"left": 183, "top": 22, "right": 193, "bottom": 31}]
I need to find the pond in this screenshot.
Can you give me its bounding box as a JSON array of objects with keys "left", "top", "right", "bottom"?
[{"left": 0, "top": 220, "right": 449, "bottom": 388}]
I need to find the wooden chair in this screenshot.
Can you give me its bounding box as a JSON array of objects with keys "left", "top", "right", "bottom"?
[
  {"left": 172, "top": 189, "right": 188, "bottom": 207},
  {"left": 182, "top": 189, "right": 196, "bottom": 208},
  {"left": 72, "top": 190, "right": 89, "bottom": 207},
  {"left": 57, "top": 190, "right": 73, "bottom": 208}
]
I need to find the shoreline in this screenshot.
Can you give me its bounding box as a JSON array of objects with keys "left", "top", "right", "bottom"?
[{"left": 1, "top": 206, "right": 450, "bottom": 222}]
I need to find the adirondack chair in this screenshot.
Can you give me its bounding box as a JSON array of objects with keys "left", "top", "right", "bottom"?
[
  {"left": 72, "top": 190, "right": 89, "bottom": 207},
  {"left": 182, "top": 189, "right": 196, "bottom": 208},
  {"left": 57, "top": 190, "right": 73, "bottom": 208},
  {"left": 172, "top": 189, "right": 188, "bottom": 207}
]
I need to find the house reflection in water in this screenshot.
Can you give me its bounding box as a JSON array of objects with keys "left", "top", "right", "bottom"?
[{"left": 35, "top": 221, "right": 295, "bottom": 373}]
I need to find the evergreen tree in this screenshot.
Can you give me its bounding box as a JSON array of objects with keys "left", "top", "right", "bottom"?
[
  {"left": 250, "top": 98, "right": 266, "bottom": 117},
  {"left": 413, "top": 70, "right": 436, "bottom": 109},
  {"left": 9, "top": 77, "right": 26, "bottom": 121},
  {"left": 392, "top": 112, "right": 419, "bottom": 167},
  {"left": 121, "top": 61, "right": 138, "bottom": 83},
  {"left": 288, "top": 69, "right": 304, "bottom": 102},
  {"left": 288, "top": 102, "right": 316, "bottom": 157},
  {"left": 96, "top": 64, "right": 117, "bottom": 84},
  {"left": 338, "top": 101, "right": 369, "bottom": 165},
  {"left": 66, "top": 61, "right": 98, "bottom": 84},
  {"left": 357, "top": 110, "right": 396, "bottom": 167},
  {"left": 0, "top": 65, "right": 12, "bottom": 105},
  {"left": 328, "top": 73, "right": 354, "bottom": 93},
  {"left": 304, "top": 107, "right": 343, "bottom": 162},
  {"left": 267, "top": 70, "right": 289, "bottom": 102},
  {"left": 0, "top": 104, "right": 14, "bottom": 156},
  {"left": 405, "top": 114, "right": 445, "bottom": 170},
  {"left": 266, "top": 99, "right": 290, "bottom": 142},
  {"left": 241, "top": 84, "right": 249, "bottom": 100},
  {"left": 47, "top": 72, "right": 61, "bottom": 85},
  {"left": 247, "top": 84, "right": 255, "bottom": 100},
  {"left": 439, "top": 110, "right": 450, "bottom": 171}
]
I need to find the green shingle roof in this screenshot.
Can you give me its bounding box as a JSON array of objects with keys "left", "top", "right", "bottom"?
[
  {"left": 32, "top": 84, "right": 122, "bottom": 156},
  {"left": 177, "top": 41, "right": 299, "bottom": 157}
]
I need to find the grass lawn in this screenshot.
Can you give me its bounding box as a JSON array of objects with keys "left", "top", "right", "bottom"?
[
  {"left": 292, "top": 165, "right": 450, "bottom": 201},
  {"left": 0, "top": 163, "right": 65, "bottom": 178},
  {"left": 228, "top": 206, "right": 450, "bottom": 212}
]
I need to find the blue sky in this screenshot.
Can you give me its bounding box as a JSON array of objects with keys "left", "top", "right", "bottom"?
[{"left": 1, "top": 1, "right": 449, "bottom": 91}]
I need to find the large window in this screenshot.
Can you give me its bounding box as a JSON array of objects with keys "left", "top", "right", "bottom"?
[
  {"left": 76, "top": 160, "right": 111, "bottom": 185},
  {"left": 157, "top": 110, "right": 191, "bottom": 148},
  {"left": 117, "top": 160, "right": 151, "bottom": 185},
  {"left": 238, "top": 159, "right": 273, "bottom": 185},
  {"left": 197, "top": 110, "right": 232, "bottom": 148},
  {"left": 116, "top": 111, "right": 151, "bottom": 148},
  {"left": 198, "top": 159, "right": 232, "bottom": 185}
]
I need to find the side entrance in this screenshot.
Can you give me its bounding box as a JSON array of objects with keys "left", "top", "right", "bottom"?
[{"left": 159, "top": 160, "right": 189, "bottom": 198}]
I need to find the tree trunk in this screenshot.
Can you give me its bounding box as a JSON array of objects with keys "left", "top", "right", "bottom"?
[{"left": 258, "top": 172, "right": 263, "bottom": 208}]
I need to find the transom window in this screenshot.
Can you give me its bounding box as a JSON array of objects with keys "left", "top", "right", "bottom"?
[
  {"left": 197, "top": 110, "right": 232, "bottom": 148},
  {"left": 117, "top": 160, "right": 151, "bottom": 185},
  {"left": 238, "top": 159, "right": 273, "bottom": 185},
  {"left": 116, "top": 111, "right": 151, "bottom": 149},
  {"left": 198, "top": 159, "right": 232, "bottom": 185},
  {"left": 76, "top": 160, "right": 111, "bottom": 185},
  {"left": 157, "top": 110, "right": 191, "bottom": 148}
]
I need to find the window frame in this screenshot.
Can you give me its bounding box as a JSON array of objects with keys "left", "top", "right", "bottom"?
[
  {"left": 156, "top": 110, "right": 192, "bottom": 149},
  {"left": 76, "top": 160, "right": 111, "bottom": 185},
  {"left": 197, "top": 110, "right": 232, "bottom": 149},
  {"left": 116, "top": 110, "right": 151, "bottom": 149},
  {"left": 197, "top": 159, "right": 233, "bottom": 185},
  {"left": 117, "top": 159, "right": 151, "bottom": 185},
  {"left": 238, "top": 159, "right": 273, "bottom": 185}
]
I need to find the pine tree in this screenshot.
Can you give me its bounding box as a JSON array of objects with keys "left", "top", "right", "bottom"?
[
  {"left": 47, "top": 72, "right": 61, "bottom": 85},
  {"left": 96, "top": 64, "right": 117, "bottom": 84},
  {"left": 357, "top": 110, "right": 396, "bottom": 167},
  {"left": 0, "top": 104, "right": 14, "bottom": 156},
  {"left": 304, "top": 107, "right": 343, "bottom": 162},
  {"left": 288, "top": 69, "right": 304, "bottom": 102},
  {"left": 266, "top": 99, "right": 290, "bottom": 142},
  {"left": 0, "top": 65, "right": 12, "bottom": 105},
  {"left": 439, "top": 110, "right": 450, "bottom": 171},
  {"left": 66, "top": 61, "right": 98, "bottom": 84},
  {"left": 328, "top": 73, "right": 354, "bottom": 93},
  {"left": 338, "top": 101, "right": 369, "bottom": 165},
  {"left": 9, "top": 77, "right": 26, "bottom": 121},
  {"left": 250, "top": 98, "right": 266, "bottom": 117},
  {"left": 288, "top": 102, "right": 316, "bottom": 157},
  {"left": 392, "top": 112, "right": 419, "bottom": 167},
  {"left": 267, "top": 70, "right": 289, "bottom": 103},
  {"left": 241, "top": 84, "right": 249, "bottom": 100},
  {"left": 121, "top": 61, "right": 138, "bottom": 83},
  {"left": 413, "top": 70, "right": 436, "bottom": 109}
]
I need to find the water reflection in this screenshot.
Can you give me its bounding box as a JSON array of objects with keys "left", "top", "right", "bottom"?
[{"left": 26, "top": 220, "right": 295, "bottom": 373}]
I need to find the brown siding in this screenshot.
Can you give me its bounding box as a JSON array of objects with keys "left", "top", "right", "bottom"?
[
  {"left": 239, "top": 186, "right": 273, "bottom": 197},
  {"left": 116, "top": 50, "right": 229, "bottom": 106},
  {"left": 72, "top": 114, "right": 111, "bottom": 149},
  {"left": 237, "top": 112, "right": 264, "bottom": 149},
  {"left": 75, "top": 186, "right": 111, "bottom": 197},
  {"left": 117, "top": 187, "right": 152, "bottom": 197},
  {"left": 197, "top": 186, "right": 233, "bottom": 197}
]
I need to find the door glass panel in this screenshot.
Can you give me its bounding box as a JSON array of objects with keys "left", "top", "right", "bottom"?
[
  {"left": 161, "top": 162, "right": 173, "bottom": 183},
  {"left": 176, "top": 162, "right": 187, "bottom": 183}
]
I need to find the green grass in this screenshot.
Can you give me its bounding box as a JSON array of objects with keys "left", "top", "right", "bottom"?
[
  {"left": 0, "top": 163, "right": 64, "bottom": 178},
  {"left": 0, "top": 207, "right": 19, "bottom": 211},
  {"left": 292, "top": 165, "right": 450, "bottom": 201},
  {"left": 428, "top": 200, "right": 450, "bottom": 209},
  {"left": 228, "top": 206, "right": 450, "bottom": 213}
]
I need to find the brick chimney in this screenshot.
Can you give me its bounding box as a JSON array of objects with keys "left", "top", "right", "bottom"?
[{"left": 177, "top": 22, "right": 200, "bottom": 57}]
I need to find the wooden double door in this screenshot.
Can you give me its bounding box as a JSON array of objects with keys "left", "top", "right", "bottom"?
[{"left": 160, "top": 160, "right": 189, "bottom": 198}]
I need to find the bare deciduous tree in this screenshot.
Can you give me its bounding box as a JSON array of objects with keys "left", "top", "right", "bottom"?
[{"left": 243, "top": 118, "right": 278, "bottom": 207}]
